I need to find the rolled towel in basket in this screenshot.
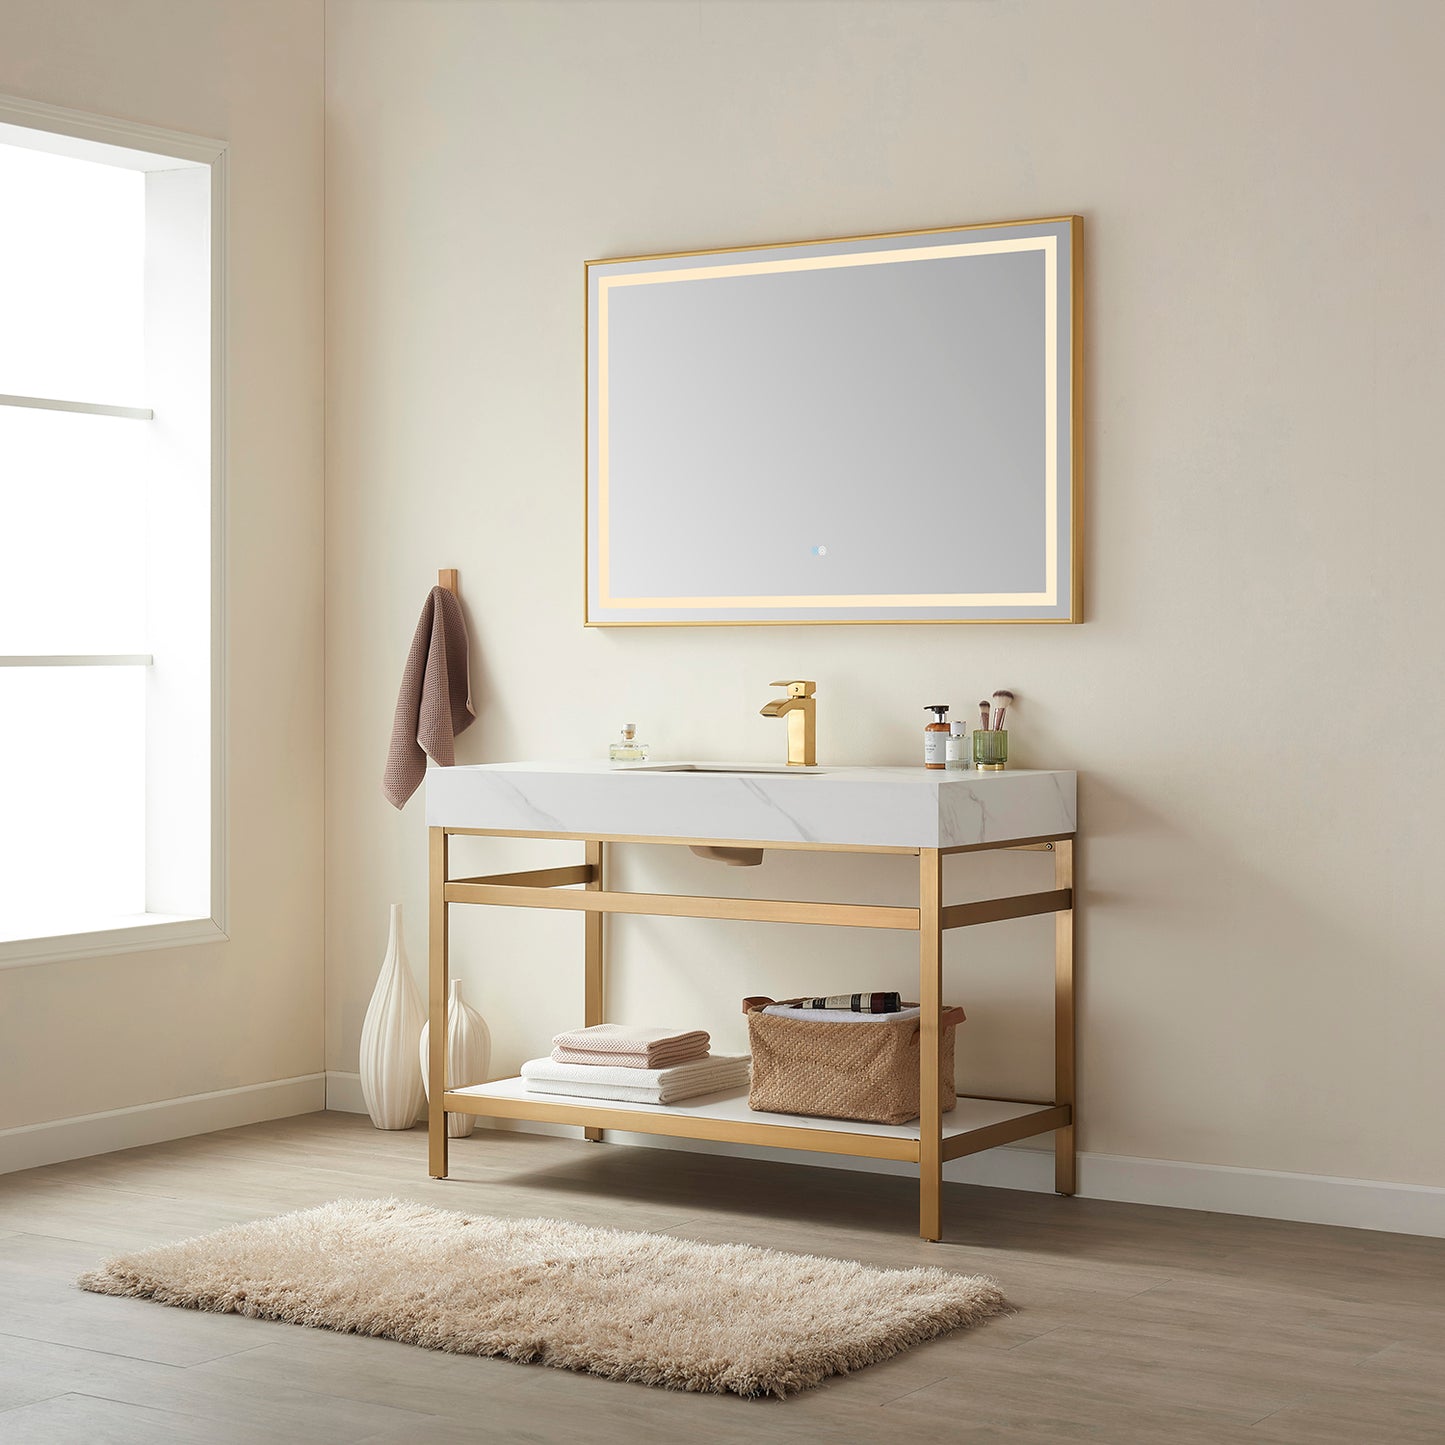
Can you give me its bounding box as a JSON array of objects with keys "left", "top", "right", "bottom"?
[
  {"left": 806, "top": 992, "right": 903, "bottom": 1013},
  {"left": 762, "top": 1004, "right": 922, "bottom": 1024}
]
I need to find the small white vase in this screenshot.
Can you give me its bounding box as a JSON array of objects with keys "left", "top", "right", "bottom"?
[
  {"left": 421, "top": 979, "right": 492, "bottom": 1138},
  {"left": 359, "top": 903, "right": 426, "bottom": 1130}
]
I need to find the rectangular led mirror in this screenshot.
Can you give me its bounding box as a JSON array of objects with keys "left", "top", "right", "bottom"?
[{"left": 586, "top": 216, "right": 1081, "bottom": 626}]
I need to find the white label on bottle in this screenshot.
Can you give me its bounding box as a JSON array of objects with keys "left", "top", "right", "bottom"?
[
  {"left": 924, "top": 731, "right": 947, "bottom": 765},
  {"left": 946, "top": 734, "right": 964, "bottom": 763}
]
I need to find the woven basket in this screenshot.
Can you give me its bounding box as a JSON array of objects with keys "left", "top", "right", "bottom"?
[{"left": 743, "top": 996, "right": 965, "bottom": 1126}]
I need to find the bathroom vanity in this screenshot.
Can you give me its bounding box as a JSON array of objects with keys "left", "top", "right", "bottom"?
[{"left": 424, "top": 761, "right": 1077, "bottom": 1240}]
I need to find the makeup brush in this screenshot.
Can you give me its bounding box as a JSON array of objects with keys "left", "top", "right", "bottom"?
[
  {"left": 978, "top": 700, "right": 992, "bottom": 732},
  {"left": 991, "top": 689, "right": 1015, "bottom": 730}
]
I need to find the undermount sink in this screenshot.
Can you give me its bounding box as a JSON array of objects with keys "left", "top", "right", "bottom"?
[
  {"left": 619, "top": 762, "right": 828, "bottom": 775},
  {"left": 426, "top": 760, "right": 1077, "bottom": 849}
]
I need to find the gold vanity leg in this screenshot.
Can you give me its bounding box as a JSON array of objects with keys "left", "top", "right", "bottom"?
[
  {"left": 919, "top": 848, "right": 944, "bottom": 1241},
  {"left": 1054, "top": 837, "right": 1077, "bottom": 1195},
  {"left": 583, "top": 839, "right": 605, "bottom": 1143},
  {"left": 428, "top": 827, "right": 450, "bottom": 1179}
]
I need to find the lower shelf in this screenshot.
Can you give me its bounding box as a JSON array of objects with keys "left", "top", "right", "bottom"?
[{"left": 444, "top": 1078, "right": 1068, "bottom": 1165}]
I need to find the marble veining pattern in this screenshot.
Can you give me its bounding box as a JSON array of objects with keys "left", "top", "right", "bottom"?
[{"left": 427, "top": 762, "right": 1076, "bottom": 849}]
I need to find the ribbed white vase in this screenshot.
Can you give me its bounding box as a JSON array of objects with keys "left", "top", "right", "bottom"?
[
  {"left": 421, "top": 979, "right": 492, "bottom": 1138},
  {"left": 359, "top": 903, "right": 426, "bottom": 1130}
]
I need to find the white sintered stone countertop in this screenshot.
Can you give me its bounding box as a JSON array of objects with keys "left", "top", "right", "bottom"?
[{"left": 425, "top": 761, "right": 1076, "bottom": 850}]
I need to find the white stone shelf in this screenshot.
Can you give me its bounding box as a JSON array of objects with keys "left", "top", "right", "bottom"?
[{"left": 447, "top": 1078, "right": 1062, "bottom": 1164}]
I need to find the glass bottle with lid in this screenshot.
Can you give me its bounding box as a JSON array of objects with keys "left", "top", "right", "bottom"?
[
  {"left": 609, "top": 723, "right": 649, "bottom": 763},
  {"left": 946, "top": 719, "right": 969, "bottom": 769}
]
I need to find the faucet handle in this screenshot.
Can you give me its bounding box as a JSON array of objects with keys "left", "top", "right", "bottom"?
[{"left": 769, "top": 680, "right": 816, "bottom": 698}]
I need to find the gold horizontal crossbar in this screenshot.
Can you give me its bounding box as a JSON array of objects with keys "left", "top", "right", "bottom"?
[
  {"left": 448, "top": 864, "right": 597, "bottom": 889},
  {"left": 442, "top": 881, "right": 920, "bottom": 930},
  {"left": 442, "top": 1090, "right": 919, "bottom": 1160},
  {"left": 442, "top": 826, "right": 920, "bottom": 855},
  {"left": 941, "top": 1104, "right": 1070, "bottom": 1160},
  {"left": 942, "top": 888, "right": 1073, "bottom": 930},
  {"left": 942, "top": 832, "right": 1073, "bottom": 855}
]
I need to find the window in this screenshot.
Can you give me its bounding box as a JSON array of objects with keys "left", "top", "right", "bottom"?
[{"left": 0, "top": 99, "right": 225, "bottom": 965}]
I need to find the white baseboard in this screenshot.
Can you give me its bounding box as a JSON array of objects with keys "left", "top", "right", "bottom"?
[
  {"left": 324, "top": 1070, "right": 426, "bottom": 1124},
  {"left": 0, "top": 1072, "right": 326, "bottom": 1176},
  {"left": 1074, "top": 1150, "right": 1445, "bottom": 1239},
  {"left": 589, "top": 1132, "right": 1443, "bottom": 1237},
  {"left": 324, "top": 1074, "right": 1445, "bottom": 1239},
  {"left": 325, "top": 1070, "right": 368, "bottom": 1115}
]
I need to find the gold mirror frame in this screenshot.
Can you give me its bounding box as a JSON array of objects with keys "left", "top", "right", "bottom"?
[{"left": 585, "top": 216, "right": 1082, "bottom": 627}]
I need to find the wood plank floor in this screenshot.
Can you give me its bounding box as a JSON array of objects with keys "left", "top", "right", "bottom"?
[{"left": 1, "top": 1112, "right": 1443, "bottom": 1443}]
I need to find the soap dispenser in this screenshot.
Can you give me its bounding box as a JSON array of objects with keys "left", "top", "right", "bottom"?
[{"left": 924, "top": 706, "right": 949, "bottom": 770}]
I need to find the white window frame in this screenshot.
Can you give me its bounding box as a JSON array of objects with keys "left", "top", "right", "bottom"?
[{"left": 0, "top": 94, "right": 228, "bottom": 969}]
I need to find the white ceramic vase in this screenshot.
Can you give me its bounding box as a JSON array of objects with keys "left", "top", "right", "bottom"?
[
  {"left": 359, "top": 902, "right": 427, "bottom": 1130},
  {"left": 420, "top": 979, "right": 492, "bottom": 1138}
]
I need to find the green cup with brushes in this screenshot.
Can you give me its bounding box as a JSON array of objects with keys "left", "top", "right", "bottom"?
[{"left": 974, "top": 690, "right": 1013, "bottom": 770}]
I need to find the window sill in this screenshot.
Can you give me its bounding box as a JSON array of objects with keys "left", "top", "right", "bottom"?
[{"left": 0, "top": 914, "right": 227, "bottom": 969}]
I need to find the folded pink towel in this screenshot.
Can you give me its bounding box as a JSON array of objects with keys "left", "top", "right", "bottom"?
[
  {"left": 551, "top": 1024, "right": 709, "bottom": 1068},
  {"left": 383, "top": 586, "right": 476, "bottom": 809}
]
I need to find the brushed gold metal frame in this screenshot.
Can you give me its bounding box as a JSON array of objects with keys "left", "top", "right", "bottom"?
[
  {"left": 584, "top": 215, "right": 1084, "bottom": 628},
  {"left": 427, "top": 826, "right": 1077, "bottom": 1241}
]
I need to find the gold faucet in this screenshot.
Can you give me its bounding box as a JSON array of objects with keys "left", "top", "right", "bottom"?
[{"left": 760, "top": 680, "right": 817, "bottom": 766}]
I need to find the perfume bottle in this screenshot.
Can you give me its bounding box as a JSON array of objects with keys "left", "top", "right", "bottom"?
[
  {"left": 946, "top": 720, "right": 970, "bottom": 769},
  {"left": 609, "top": 722, "right": 649, "bottom": 763}
]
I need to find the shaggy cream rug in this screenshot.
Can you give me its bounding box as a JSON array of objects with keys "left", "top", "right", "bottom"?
[{"left": 78, "top": 1197, "right": 1005, "bottom": 1397}]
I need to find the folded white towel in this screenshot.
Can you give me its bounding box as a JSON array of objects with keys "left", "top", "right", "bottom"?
[
  {"left": 523, "top": 1074, "right": 749, "bottom": 1106},
  {"left": 521, "top": 1053, "right": 750, "bottom": 1106},
  {"left": 521, "top": 1053, "right": 749, "bottom": 1090},
  {"left": 760, "top": 1005, "right": 922, "bottom": 1024}
]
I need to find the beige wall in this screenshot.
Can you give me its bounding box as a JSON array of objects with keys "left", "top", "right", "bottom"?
[
  {"left": 325, "top": 0, "right": 1445, "bottom": 1188},
  {"left": 0, "top": 0, "right": 325, "bottom": 1128}
]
